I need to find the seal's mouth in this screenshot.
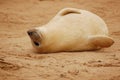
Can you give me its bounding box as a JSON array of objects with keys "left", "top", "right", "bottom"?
[{"left": 27, "top": 29, "right": 41, "bottom": 47}]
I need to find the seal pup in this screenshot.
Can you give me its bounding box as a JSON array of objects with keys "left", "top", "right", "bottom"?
[{"left": 27, "top": 8, "right": 114, "bottom": 53}]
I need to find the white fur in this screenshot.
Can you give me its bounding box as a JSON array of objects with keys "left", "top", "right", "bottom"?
[{"left": 32, "top": 8, "right": 114, "bottom": 53}]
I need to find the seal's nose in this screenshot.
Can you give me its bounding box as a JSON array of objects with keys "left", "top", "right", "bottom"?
[
  {"left": 27, "top": 29, "right": 36, "bottom": 36},
  {"left": 27, "top": 29, "right": 40, "bottom": 41},
  {"left": 27, "top": 29, "right": 41, "bottom": 46},
  {"left": 27, "top": 30, "right": 32, "bottom": 36}
]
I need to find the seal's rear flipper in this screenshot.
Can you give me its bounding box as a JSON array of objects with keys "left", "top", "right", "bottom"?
[{"left": 89, "top": 35, "right": 114, "bottom": 48}]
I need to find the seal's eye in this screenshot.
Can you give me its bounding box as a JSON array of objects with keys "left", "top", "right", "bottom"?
[{"left": 34, "top": 41, "right": 39, "bottom": 46}]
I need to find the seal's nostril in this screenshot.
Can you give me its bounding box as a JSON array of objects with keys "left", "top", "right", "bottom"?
[
  {"left": 34, "top": 41, "right": 39, "bottom": 46},
  {"left": 27, "top": 31, "right": 33, "bottom": 36}
]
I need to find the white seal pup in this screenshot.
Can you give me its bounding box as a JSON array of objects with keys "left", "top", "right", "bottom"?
[{"left": 27, "top": 8, "right": 114, "bottom": 53}]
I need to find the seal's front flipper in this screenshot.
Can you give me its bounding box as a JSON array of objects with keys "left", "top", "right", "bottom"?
[
  {"left": 89, "top": 35, "right": 114, "bottom": 48},
  {"left": 58, "top": 8, "right": 81, "bottom": 16}
]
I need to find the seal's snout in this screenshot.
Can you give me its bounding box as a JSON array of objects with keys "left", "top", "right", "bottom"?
[
  {"left": 27, "top": 29, "right": 39, "bottom": 39},
  {"left": 27, "top": 30, "right": 33, "bottom": 36},
  {"left": 27, "top": 29, "right": 41, "bottom": 46},
  {"left": 27, "top": 29, "right": 36, "bottom": 36}
]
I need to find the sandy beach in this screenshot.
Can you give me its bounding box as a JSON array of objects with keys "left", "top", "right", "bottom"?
[{"left": 0, "top": 0, "right": 120, "bottom": 80}]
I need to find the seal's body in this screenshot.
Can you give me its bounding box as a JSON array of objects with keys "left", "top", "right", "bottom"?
[{"left": 27, "top": 8, "right": 114, "bottom": 53}]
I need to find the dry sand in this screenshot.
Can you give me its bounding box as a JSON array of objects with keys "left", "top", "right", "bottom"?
[{"left": 0, "top": 0, "right": 120, "bottom": 80}]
